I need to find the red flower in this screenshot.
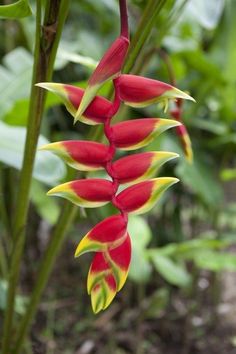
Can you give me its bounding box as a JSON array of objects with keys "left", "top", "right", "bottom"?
[{"left": 38, "top": 0, "right": 194, "bottom": 313}]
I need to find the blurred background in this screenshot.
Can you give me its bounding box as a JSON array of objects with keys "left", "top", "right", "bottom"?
[{"left": 0, "top": 0, "right": 236, "bottom": 353}]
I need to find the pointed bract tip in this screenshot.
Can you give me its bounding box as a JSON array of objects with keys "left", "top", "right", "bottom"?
[
  {"left": 38, "top": 144, "right": 50, "bottom": 151},
  {"left": 38, "top": 142, "right": 61, "bottom": 151},
  {"left": 157, "top": 118, "right": 182, "bottom": 128},
  {"left": 159, "top": 176, "right": 179, "bottom": 185},
  {"left": 167, "top": 87, "right": 195, "bottom": 102},
  {"left": 75, "top": 84, "right": 99, "bottom": 122},
  {"left": 74, "top": 236, "right": 101, "bottom": 258},
  {"left": 46, "top": 183, "right": 71, "bottom": 197},
  {"left": 155, "top": 151, "right": 179, "bottom": 160},
  {"left": 36, "top": 82, "right": 64, "bottom": 91}
]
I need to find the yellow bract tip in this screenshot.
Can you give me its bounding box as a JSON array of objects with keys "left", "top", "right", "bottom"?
[{"left": 47, "top": 183, "right": 71, "bottom": 196}]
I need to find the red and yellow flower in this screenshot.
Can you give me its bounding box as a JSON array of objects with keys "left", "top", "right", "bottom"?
[{"left": 38, "top": 0, "right": 194, "bottom": 313}]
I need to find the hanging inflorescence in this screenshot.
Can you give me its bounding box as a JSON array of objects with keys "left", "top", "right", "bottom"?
[{"left": 38, "top": 0, "right": 194, "bottom": 313}]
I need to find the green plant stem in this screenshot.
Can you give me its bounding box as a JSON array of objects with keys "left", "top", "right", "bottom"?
[
  {"left": 13, "top": 202, "right": 78, "bottom": 354},
  {"left": 1, "top": 1, "right": 70, "bottom": 352},
  {"left": 123, "top": 0, "right": 167, "bottom": 74},
  {"left": 0, "top": 166, "right": 13, "bottom": 238},
  {"left": 0, "top": 240, "right": 8, "bottom": 278}
]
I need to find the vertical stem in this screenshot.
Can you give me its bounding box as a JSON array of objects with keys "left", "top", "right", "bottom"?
[
  {"left": 119, "top": 0, "right": 129, "bottom": 39},
  {"left": 1, "top": 1, "right": 70, "bottom": 352},
  {"left": 0, "top": 240, "right": 8, "bottom": 278},
  {"left": 13, "top": 203, "right": 77, "bottom": 354},
  {"left": 124, "top": 0, "right": 167, "bottom": 74}
]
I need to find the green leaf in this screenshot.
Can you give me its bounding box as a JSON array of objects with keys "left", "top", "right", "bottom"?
[
  {"left": 184, "top": 0, "right": 225, "bottom": 30},
  {"left": 31, "top": 181, "right": 60, "bottom": 225},
  {"left": 128, "top": 216, "right": 152, "bottom": 283},
  {"left": 150, "top": 253, "right": 192, "bottom": 287},
  {"left": 128, "top": 215, "right": 152, "bottom": 249},
  {"left": 194, "top": 251, "right": 236, "bottom": 272},
  {"left": 0, "top": 48, "right": 33, "bottom": 118},
  {"left": 56, "top": 46, "right": 98, "bottom": 70},
  {"left": 220, "top": 168, "right": 236, "bottom": 181},
  {"left": 176, "top": 156, "right": 224, "bottom": 207},
  {"left": 0, "top": 0, "right": 32, "bottom": 19},
  {"left": 0, "top": 121, "right": 66, "bottom": 185}
]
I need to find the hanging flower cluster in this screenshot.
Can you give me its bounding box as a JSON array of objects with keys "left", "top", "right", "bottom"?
[{"left": 38, "top": 0, "right": 194, "bottom": 313}]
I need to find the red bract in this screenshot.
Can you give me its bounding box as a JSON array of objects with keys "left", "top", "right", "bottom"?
[
  {"left": 116, "top": 178, "right": 179, "bottom": 215},
  {"left": 47, "top": 179, "right": 114, "bottom": 208},
  {"left": 39, "top": 0, "right": 194, "bottom": 313},
  {"left": 36, "top": 83, "right": 112, "bottom": 125},
  {"left": 112, "top": 151, "right": 178, "bottom": 184},
  {"left": 74, "top": 215, "right": 128, "bottom": 257},
  {"left": 75, "top": 36, "right": 129, "bottom": 121},
  {"left": 112, "top": 118, "right": 181, "bottom": 150},
  {"left": 39, "top": 140, "right": 109, "bottom": 171},
  {"left": 117, "top": 74, "right": 195, "bottom": 108}
]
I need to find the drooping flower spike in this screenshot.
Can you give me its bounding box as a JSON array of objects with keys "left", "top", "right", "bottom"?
[{"left": 39, "top": 0, "right": 194, "bottom": 313}]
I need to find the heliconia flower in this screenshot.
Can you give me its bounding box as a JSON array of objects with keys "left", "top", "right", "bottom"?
[
  {"left": 112, "top": 151, "right": 179, "bottom": 184},
  {"left": 112, "top": 118, "right": 181, "bottom": 150},
  {"left": 75, "top": 36, "right": 129, "bottom": 121},
  {"left": 47, "top": 179, "right": 114, "bottom": 208},
  {"left": 116, "top": 177, "right": 179, "bottom": 215},
  {"left": 36, "top": 82, "right": 112, "bottom": 125},
  {"left": 117, "top": 74, "right": 195, "bottom": 108},
  {"left": 87, "top": 235, "right": 131, "bottom": 313},
  {"left": 39, "top": 140, "right": 110, "bottom": 171},
  {"left": 75, "top": 214, "right": 128, "bottom": 257},
  {"left": 176, "top": 124, "right": 193, "bottom": 163}
]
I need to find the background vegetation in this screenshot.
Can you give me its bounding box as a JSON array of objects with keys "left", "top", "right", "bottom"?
[{"left": 0, "top": 0, "right": 236, "bottom": 353}]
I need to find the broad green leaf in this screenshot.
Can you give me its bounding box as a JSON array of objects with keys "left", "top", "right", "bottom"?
[
  {"left": 184, "top": 0, "right": 225, "bottom": 30},
  {"left": 176, "top": 156, "right": 224, "bottom": 207},
  {"left": 0, "top": 48, "right": 33, "bottom": 118},
  {"left": 128, "top": 215, "right": 152, "bottom": 249},
  {"left": 194, "top": 251, "right": 236, "bottom": 272},
  {"left": 128, "top": 247, "right": 152, "bottom": 283},
  {"left": 0, "top": 121, "right": 66, "bottom": 185},
  {"left": 56, "top": 47, "right": 97, "bottom": 70},
  {"left": 31, "top": 181, "right": 60, "bottom": 225},
  {"left": 151, "top": 253, "right": 191, "bottom": 287},
  {"left": 0, "top": 0, "right": 32, "bottom": 19},
  {"left": 128, "top": 216, "right": 152, "bottom": 283},
  {"left": 220, "top": 168, "right": 236, "bottom": 181},
  {"left": 149, "top": 237, "right": 228, "bottom": 259}
]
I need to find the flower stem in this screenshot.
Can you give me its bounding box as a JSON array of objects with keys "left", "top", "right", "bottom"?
[
  {"left": 124, "top": 0, "right": 167, "bottom": 74},
  {"left": 119, "top": 0, "right": 129, "bottom": 39},
  {"left": 1, "top": 1, "right": 69, "bottom": 352}
]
